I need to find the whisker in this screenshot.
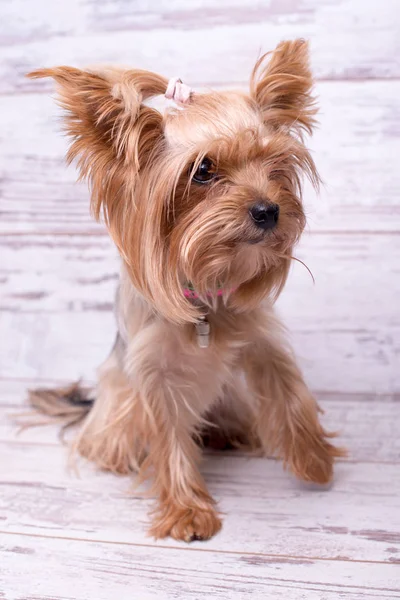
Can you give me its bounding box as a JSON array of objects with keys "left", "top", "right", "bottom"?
[
  {"left": 276, "top": 252, "right": 315, "bottom": 284},
  {"left": 290, "top": 255, "right": 315, "bottom": 284}
]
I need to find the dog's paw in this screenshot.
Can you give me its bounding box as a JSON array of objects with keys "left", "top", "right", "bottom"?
[
  {"left": 149, "top": 503, "right": 222, "bottom": 542},
  {"left": 287, "top": 433, "right": 346, "bottom": 485}
]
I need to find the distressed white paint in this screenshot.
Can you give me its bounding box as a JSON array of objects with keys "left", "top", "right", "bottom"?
[
  {"left": 2, "top": 0, "right": 400, "bottom": 95},
  {"left": 1, "top": 0, "right": 400, "bottom": 597},
  {"left": 1, "top": 81, "right": 400, "bottom": 234},
  {"left": 2, "top": 382, "right": 400, "bottom": 573},
  {"left": 0, "top": 233, "right": 399, "bottom": 392},
  {"left": 2, "top": 380, "right": 399, "bottom": 462},
  {"left": 1, "top": 411, "right": 400, "bottom": 564},
  {"left": 2, "top": 533, "right": 399, "bottom": 600}
]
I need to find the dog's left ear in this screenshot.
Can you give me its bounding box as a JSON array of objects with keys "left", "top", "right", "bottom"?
[
  {"left": 250, "top": 39, "right": 316, "bottom": 136},
  {"left": 27, "top": 67, "right": 167, "bottom": 224}
]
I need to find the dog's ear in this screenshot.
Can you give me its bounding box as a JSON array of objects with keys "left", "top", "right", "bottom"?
[
  {"left": 250, "top": 39, "right": 316, "bottom": 137},
  {"left": 27, "top": 67, "right": 167, "bottom": 223}
]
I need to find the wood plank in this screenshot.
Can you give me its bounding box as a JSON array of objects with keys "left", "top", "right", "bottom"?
[
  {"left": 2, "top": 0, "right": 399, "bottom": 94},
  {"left": 2, "top": 533, "right": 399, "bottom": 600},
  {"left": 0, "top": 235, "right": 118, "bottom": 313},
  {"left": 1, "top": 3, "right": 398, "bottom": 594},
  {"left": 2, "top": 379, "right": 399, "bottom": 462},
  {"left": 0, "top": 231, "right": 399, "bottom": 393},
  {"left": 2, "top": 232, "right": 399, "bottom": 327},
  {"left": 1, "top": 306, "right": 399, "bottom": 393},
  {"left": 1, "top": 440, "right": 400, "bottom": 564},
  {"left": 1, "top": 80, "right": 399, "bottom": 234}
]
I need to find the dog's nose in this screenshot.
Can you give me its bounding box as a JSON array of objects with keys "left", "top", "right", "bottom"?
[{"left": 249, "top": 202, "right": 279, "bottom": 230}]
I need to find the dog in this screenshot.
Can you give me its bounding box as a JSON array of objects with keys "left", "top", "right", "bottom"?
[{"left": 27, "top": 39, "right": 344, "bottom": 542}]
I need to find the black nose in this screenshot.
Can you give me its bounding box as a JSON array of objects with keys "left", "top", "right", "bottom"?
[{"left": 249, "top": 202, "right": 279, "bottom": 230}]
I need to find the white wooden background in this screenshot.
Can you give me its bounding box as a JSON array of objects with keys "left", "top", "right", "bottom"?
[{"left": 1, "top": 1, "right": 399, "bottom": 598}]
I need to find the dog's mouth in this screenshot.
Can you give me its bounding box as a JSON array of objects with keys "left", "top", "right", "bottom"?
[
  {"left": 245, "top": 226, "right": 282, "bottom": 247},
  {"left": 247, "top": 234, "right": 266, "bottom": 245}
]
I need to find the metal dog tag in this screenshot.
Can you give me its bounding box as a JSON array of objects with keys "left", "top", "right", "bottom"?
[{"left": 195, "top": 315, "right": 210, "bottom": 348}]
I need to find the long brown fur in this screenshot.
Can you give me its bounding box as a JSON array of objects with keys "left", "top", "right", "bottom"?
[{"left": 27, "top": 39, "right": 345, "bottom": 542}]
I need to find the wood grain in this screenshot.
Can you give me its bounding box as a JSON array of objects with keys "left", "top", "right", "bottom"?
[
  {"left": 1, "top": 1, "right": 399, "bottom": 594},
  {"left": 1, "top": 440, "right": 400, "bottom": 564},
  {"left": 1, "top": 306, "right": 399, "bottom": 392},
  {"left": 2, "top": 380, "right": 400, "bottom": 462},
  {"left": 1, "top": 382, "right": 399, "bottom": 566},
  {"left": 1, "top": 80, "right": 400, "bottom": 234},
  {"left": 2, "top": 0, "right": 399, "bottom": 96},
  {"left": 2, "top": 533, "right": 399, "bottom": 600},
  {"left": 0, "top": 231, "right": 399, "bottom": 392}
]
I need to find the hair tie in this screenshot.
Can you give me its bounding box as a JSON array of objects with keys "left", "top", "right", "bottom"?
[{"left": 165, "top": 77, "right": 192, "bottom": 105}]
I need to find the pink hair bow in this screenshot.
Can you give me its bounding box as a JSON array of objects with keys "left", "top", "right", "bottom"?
[{"left": 165, "top": 77, "right": 192, "bottom": 105}]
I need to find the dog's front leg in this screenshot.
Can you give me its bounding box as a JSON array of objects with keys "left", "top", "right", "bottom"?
[
  {"left": 242, "top": 320, "right": 345, "bottom": 484},
  {"left": 147, "top": 420, "right": 221, "bottom": 541},
  {"left": 143, "top": 378, "right": 222, "bottom": 541}
]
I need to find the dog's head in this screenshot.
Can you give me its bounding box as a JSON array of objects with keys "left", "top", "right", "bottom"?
[{"left": 29, "top": 39, "right": 318, "bottom": 323}]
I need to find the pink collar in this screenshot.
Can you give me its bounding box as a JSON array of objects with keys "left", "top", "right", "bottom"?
[
  {"left": 183, "top": 287, "right": 228, "bottom": 300},
  {"left": 183, "top": 282, "right": 235, "bottom": 300}
]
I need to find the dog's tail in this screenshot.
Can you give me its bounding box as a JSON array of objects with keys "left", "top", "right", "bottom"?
[{"left": 27, "top": 382, "right": 94, "bottom": 433}]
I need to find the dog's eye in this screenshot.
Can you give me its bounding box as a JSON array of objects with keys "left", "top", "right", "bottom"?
[{"left": 192, "top": 157, "right": 217, "bottom": 184}]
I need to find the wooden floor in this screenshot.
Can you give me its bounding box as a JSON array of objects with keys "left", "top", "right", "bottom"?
[
  {"left": 1, "top": 385, "right": 400, "bottom": 598},
  {"left": 1, "top": 0, "right": 400, "bottom": 598}
]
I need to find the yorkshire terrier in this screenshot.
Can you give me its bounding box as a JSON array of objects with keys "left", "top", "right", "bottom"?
[{"left": 27, "top": 39, "right": 344, "bottom": 542}]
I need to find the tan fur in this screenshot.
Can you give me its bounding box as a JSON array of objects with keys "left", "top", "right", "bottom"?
[{"left": 27, "top": 39, "right": 345, "bottom": 542}]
